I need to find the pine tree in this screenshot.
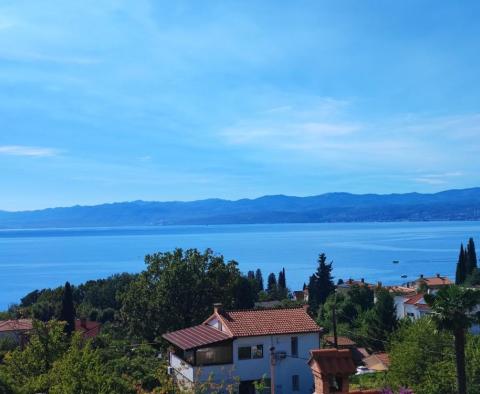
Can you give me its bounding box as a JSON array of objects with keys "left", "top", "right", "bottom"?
[
  {"left": 466, "top": 238, "right": 478, "bottom": 276},
  {"left": 255, "top": 269, "right": 264, "bottom": 292},
  {"left": 455, "top": 244, "right": 467, "bottom": 285},
  {"left": 308, "top": 253, "right": 335, "bottom": 314},
  {"left": 267, "top": 273, "right": 277, "bottom": 299},
  {"left": 59, "top": 282, "right": 76, "bottom": 336}
]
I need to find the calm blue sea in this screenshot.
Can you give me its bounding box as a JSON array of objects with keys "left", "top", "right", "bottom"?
[{"left": 1, "top": 221, "right": 479, "bottom": 310}]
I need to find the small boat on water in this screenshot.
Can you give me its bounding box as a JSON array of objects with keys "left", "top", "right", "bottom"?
[
  {"left": 393, "top": 260, "right": 400, "bottom": 264},
  {"left": 401, "top": 274, "right": 407, "bottom": 278}
]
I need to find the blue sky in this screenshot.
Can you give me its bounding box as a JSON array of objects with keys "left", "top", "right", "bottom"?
[{"left": 1, "top": 1, "right": 480, "bottom": 210}]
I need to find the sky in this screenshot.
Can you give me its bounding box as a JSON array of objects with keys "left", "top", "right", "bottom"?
[{"left": 1, "top": 1, "right": 480, "bottom": 211}]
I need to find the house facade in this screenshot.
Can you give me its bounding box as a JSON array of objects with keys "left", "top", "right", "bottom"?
[{"left": 163, "top": 304, "right": 322, "bottom": 393}]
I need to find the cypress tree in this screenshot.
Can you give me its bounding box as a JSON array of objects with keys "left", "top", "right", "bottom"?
[
  {"left": 255, "top": 269, "right": 264, "bottom": 292},
  {"left": 466, "top": 237, "right": 478, "bottom": 276},
  {"left": 277, "top": 268, "right": 287, "bottom": 299},
  {"left": 59, "top": 281, "right": 76, "bottom": 336},
  {"left": 267, "top": 273, "right": 277, "bottom": 299},
  {"left": 455, "top": 244, "right": 467, "bottom": 285},
  {"left": 278, "top": 268, "right": 286, "bottom": 290},
  {"left": 247, "top": 270, "right": 255, "bottom": 281}
]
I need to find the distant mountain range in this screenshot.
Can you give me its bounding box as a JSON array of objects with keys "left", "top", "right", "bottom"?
[{"left": 1, "top": 188, "right": 480, "bottom": 229}]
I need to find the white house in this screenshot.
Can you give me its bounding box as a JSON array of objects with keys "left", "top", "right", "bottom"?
[{"left": 163, "top": 304, "right": 322, "bottom": 393}]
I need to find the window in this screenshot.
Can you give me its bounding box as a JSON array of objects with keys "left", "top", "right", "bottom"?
[
  {"left": 252, "top": 344, "right": 263, "bottom": 358},
  {"left": 292, "top": 375, "right": 299, "bottom": 391},
  {"left": 238, "top": 345, "right": 263, "bottom": 360},
  {"left": 291, "top": 336, "right": 298, "bottom": 357},
  {"left": 196, "top": 343, "right": 233, "bottom": 366},
  {"left": 238, "top": 346, "right": 252, "bottom": 360}
]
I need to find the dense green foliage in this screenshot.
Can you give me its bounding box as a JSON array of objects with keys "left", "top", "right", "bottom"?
[
  {"left": 308, "top": 253, "right": 335, "bottom": 314},
  {"left": 0, "top": 320, "right": 172, "bottom": 394},
  {"left": 318, "top": 284, "right": 396, "bottom": 352},
  {"left": 424, "top": 286, "right": 480, "bottom": 394},
  {"left": 456, "top": 238, "right": 479, "bottom": 285},
  {"left": 59, "top": 282, "right": 75, "bottom": 336},
  {"left": 120, "top": 248, "right": 257, "bottom": 340},
  {"left": 387, "top": 318, "right": 480, "bottom": 394}
]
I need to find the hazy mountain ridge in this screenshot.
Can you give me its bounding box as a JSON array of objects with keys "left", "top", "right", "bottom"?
[{"left": 1, "top": 188, "right": 480, "bottom": 229}]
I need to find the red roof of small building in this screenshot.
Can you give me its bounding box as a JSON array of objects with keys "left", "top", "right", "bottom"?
[
  {"left": 0, "top": 319, "right": 33, "bottom": 332},
  {"left": 218, "top": 307, "right": 321, "bottom": 337},
  {"left": 75, "top": 319, "right": 101, "bottom": 339},
  {"left": 417, "top": 276, "right": 452, "bottom": 286},
  {"left": 404, "top": 293, "right": 425, "bottom": 305},
  {"left": 308, "top": 349, "right": 357, "bottom": 375},
  {"left": 163, "top": 324, "right": 231, "bottom": 350},
  {"left": 324, "top": 335, "right": 356, "bottom": 347}
]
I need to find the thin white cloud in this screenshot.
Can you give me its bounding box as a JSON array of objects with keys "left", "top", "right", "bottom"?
[{"left": 0, "top": 145, "right": 58, "bottom": 157}]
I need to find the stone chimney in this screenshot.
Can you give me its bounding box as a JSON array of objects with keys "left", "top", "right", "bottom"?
[
  {"left": 213, "top": 303, "right": 223, "bottom": 315},
  {"left": 308, "top": 349, "right": 356, "bottom": 394}
]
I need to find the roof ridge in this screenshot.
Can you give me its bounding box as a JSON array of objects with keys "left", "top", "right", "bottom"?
[{"left": 222, "top": 305, "right": 307, "bottom": 313}]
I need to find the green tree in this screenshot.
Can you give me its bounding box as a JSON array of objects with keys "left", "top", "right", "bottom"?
[
  {"left": 49, "top": 334, "right": 133, "bottom": 394},
  {"left": 232, "top": 276, "right": 256, "bottom": 309},
  {"left": 456, "top": 244, "right": 467, "bottom": 285},
  {"left": 1, "top": 320, "right": 68, "bottom": 393},
  {"left": 348, "top": 284, "right": 374, "bottom": 312},
  {"left": 466, "top": 238, "right": 478, "bottom": 277},
  {"left": 255, "top": 269, "right": 264, "bottom": 292},
  {"left": 308, "top": 253, "right": 335, "bottom": 315},
  {"left": 358, "top": 288, "right": 397, "bottom": 351},
  {"left": 120, "top": 248, "right": 245, "bottom": 340},
  {"left": 59, "top": 282, "right": 76, "bottom": 336},
  {"left": 267, "top": 273, "right": 277, "bottom": 299},
  {"left": 277, "top": 268, "right": 288, "bottom": 300},
  {"left": 424, "top": 285, "right": 480, "bottom": 394}
]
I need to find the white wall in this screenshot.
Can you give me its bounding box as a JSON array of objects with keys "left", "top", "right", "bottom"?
[{"left": 193, "top": 332, "right": 319, "bottom": 394}]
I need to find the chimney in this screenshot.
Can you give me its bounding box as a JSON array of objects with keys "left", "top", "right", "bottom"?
[
  {"left": 213, "top": 303, "right": 223, "bottom": 315},
  {"left": 436, "top": 273, "right": 440, "bottom": 278},
  {"left": 80, "top": 317, "right": 87, "bottom": 329}
]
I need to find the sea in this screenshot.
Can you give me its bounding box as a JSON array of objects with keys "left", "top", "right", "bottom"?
[{"left": 1, "top": 221, "right": 479, "bottom": 310}]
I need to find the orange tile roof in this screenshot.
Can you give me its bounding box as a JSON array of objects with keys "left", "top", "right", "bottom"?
[
  {"left": 417, "top": 276, "right": 452, "bottom": 286},
  {"left": 324, "top": 335, "right": 356, "bottom": 347},
  {"left": 308, "top": 349, "right": 357, "bottom": 375},
  {"left": 404, "top": 293, "right": 425, "bottom": 305},
  {"left": 218, "top": 307, "right": 322, "bottom": 337},
  {"left": 0, "top": 319, "right": 33, "bottom": 332}
]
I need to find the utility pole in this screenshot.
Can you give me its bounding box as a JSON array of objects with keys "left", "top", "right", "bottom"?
[
  {"left": 270, "top": 346, "right": 276, "bottom": 394},
  {"left": 332, "top": 289, "right": 338, "bottom": 349}
]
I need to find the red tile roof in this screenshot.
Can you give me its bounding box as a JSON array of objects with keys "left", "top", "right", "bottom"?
[
  {"left": 0, "top": 319, "right": 33, "bottom": 332},
  {"left": 417, "top": 276, "right": 452, "bottom": 286},
  {"left": 163, "top": 324, "right": 231, "bottom": 350},
  {"left": 324, "top": 335, "right": 356, "bottom": 347},
  {"left": 218, "top": 307, "right": 321, "bottom": 337},
  {"left": 308, "top": 349, "right": 357, "bottom": 375},
  {"left": 75, "top": 319, "right": 101, "bottom": 339},
  {"left": 363, "top": 352, "right": 390, "bottom": 371},
  {"left": 404, "top": 293, "right": 424, "bottom": 305}
]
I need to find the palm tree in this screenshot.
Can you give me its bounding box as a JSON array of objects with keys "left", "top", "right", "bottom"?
[{"left": 425, "top": 286, "right": 480, "bottom": 394}]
